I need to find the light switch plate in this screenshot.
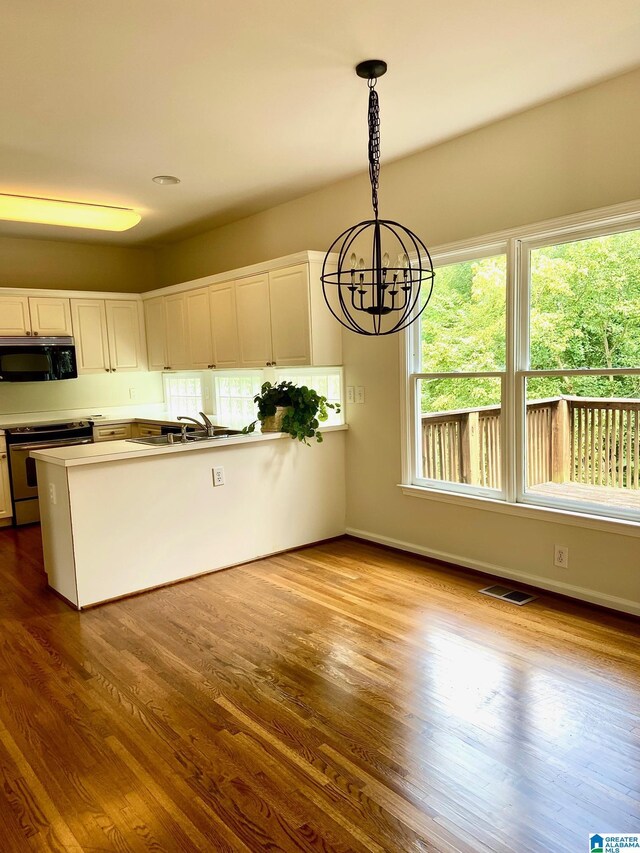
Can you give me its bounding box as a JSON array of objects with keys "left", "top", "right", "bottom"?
[
  {"left": 356, "top": 386, "right": 365, "bottom": 404},
  {"left": 347, "top": 386, "right": 355, "bottom": 404}
]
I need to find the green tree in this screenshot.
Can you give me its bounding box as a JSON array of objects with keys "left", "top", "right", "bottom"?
[{"left": 420, "top": 229, "right": 640, "bottom": 412}]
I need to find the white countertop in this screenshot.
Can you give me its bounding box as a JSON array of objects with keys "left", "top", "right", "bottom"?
[
  {"left": 31, "top": 424, "right": 347, "bottom": 467},
  {"left": 0, "top": 406, "right": 212, "bottom": 430}
]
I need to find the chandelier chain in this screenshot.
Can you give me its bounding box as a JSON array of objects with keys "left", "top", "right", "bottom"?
[{"left": 368, "top": 86, "right": 380, "bottom": 218}]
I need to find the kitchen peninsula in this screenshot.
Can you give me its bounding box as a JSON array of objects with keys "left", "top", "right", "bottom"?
[{"left": 33, "top": 426, "right": 346, "bottom": 608}]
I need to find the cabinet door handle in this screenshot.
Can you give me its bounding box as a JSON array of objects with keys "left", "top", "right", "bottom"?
[
  {"left": 105, "top": 368, "right": 110, "bottom": 372},
  {"left": 272, "top": 361, "right": 277, "bottom": 366},
  {"left": 0, "top": 453, "right": 6, "bottom": 460},
  {"left": 26, "top": 331, "right": 32, "bottom": 336},
  {"left": 112, "top": 368, "right": 117, "bottom": 372},
  {"left": 33, "top": 331, "right": 39, "bottom": 336}
]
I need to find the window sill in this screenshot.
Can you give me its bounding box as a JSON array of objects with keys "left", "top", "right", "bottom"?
[{"left": 398, "top": 483, "right": 640, "bottom": 539}]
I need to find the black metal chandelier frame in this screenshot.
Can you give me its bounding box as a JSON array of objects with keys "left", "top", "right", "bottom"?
[{"left": 321, "top": 59, "right": 435, "bottom": 336}]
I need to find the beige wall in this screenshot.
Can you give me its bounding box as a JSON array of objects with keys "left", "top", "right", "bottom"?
[
  {"left": 0, "top": 372, "right": 164, "bottom": 415},
  {"left": 0, "top": 235, "right": 155, "bottom": 292},
  {"left": 156, "top": 68, "right": 640, "bottom": 614},
  {"left": 156, "top": 67, "right": 640, "bottom": 286}
]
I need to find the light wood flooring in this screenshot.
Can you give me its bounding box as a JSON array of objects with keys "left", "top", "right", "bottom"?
[{"left": 0, "top": 525, "right": 638, "bottom": 852}]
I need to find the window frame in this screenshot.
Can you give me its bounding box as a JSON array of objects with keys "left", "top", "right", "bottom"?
[{"left": 401, "top": 199, "right": 640, "bottom": 528}]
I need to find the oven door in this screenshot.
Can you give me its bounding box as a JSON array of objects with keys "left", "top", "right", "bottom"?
[{"left": 9, "top": 438, "right": 93, "bottom": 500}]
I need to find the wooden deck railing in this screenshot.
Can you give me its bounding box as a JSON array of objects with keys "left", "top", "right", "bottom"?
[{"left": 421, "top": 396, "right": 640, "bottom": 489}]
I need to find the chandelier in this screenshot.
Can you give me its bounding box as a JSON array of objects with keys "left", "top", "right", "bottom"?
[{"left": 321, "top": 60, "right": 435, "bottom": 336}]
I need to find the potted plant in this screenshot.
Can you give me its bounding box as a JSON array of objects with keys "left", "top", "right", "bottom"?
[{"left": 242, "top": 381, "right": 340, "bottom": 444}]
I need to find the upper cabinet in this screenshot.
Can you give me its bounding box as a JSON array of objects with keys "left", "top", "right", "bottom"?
[
  {"left": 185, "top": 288, "right": 213, "bottom": 370},
  {"left": 268, "top": 265, "right": 311, "bottom": 366},
  {"left": 144, "top": 291, "right": 210, "bottom": 371},
  {"left": 209, "top": 281, "right": 240, "bottom": 368},
  {"left": 0, "top": 295, "right": 72, "bottom": 336},
  {"left": 141, "top": 253, "right": 342, "bottom": 371},
  {"left": 28, "top": 297, "right": 72, "bottom": 336},
  {"left": 164, "top": 293, "right": 190, "bottom": 370},
  {"left": 71, "top": 298, "right": 146, "bottom": 374},
  {"left": 143, "top": 296, "right": 167, "bottom": 371},
  {"left": 235, "top": 274, "right": 272, "bottom": 368},
  {"left": 104, "top": 301, "right": 146, "bottom": 371}
]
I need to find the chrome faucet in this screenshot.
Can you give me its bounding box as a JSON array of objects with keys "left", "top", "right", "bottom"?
[
  {"left": 199, "top": 412, "right": 216, "bottom": 436},
  {"left": 177, "top": 413, "right": 217, "bottom": 437}
]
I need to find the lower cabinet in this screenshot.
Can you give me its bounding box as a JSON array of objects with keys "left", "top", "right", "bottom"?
[
  {"left": 95, "top": 422, "right": 165, "bottom": 441},
  {"left": 131, "top": 423, "right": 162, "bottom": 438},
  {"left": 0, "top": 436, "right": 11, "bottom": 519},
  {"left": 93, "top": 423, "right": 133, "bottom": 442}
]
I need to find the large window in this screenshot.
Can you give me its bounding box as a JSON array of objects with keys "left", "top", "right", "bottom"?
[{"left": 405, "top": 211, "right": 640, "bottom": 523}]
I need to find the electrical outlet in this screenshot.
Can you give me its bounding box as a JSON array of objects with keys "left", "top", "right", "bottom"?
[
  {"left": 212, "top": 466, "right": 225, "bottom": 487},
  {"left": 346, "top": 386, "right": 355, "bottom": 404},
  {"left": 554, "top": 544, "right": 569, "bottom": 569},
  {"left": 49, "top": 483, "right": 57, "bottom": 505},
  {"left": 129, "top": 387, "right": 137, "bottom": 400},
  {"left": 356, "top": 386, "right": 365, "bottom": 404}
]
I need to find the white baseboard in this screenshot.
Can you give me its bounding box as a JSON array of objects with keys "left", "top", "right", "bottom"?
[{"left": 345, "top": 527, "right": 640, "bottom": 618}]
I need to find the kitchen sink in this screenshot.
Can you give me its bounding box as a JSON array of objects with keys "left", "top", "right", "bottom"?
[{"left": 127, "top": 428, "right": 244, "bottom": 446}]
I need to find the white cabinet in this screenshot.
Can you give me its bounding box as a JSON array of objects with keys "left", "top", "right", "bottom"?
[
  {"left": 72, "top": 299, "right": 145, "bottom": 374},
  {"left": 142, "top": 253, "right": 342, "bottom": 372},
  {"left": 209, "top": 281, "right": 240, "bottom": 368},
  {"left": 71, "top": 300, "right": 110, "bottom": 372},
  {"left": 164, "top": 294, "right": 190, "bottom": 370},
  {"left": 0, "top": 295, "right": 71, "bottom": 337},
  {"left": 235, "top": 274, "right": 272, "bottom": 367},
  {"left": 28, "top": 297, "right": 72, "bottom": 336},
  {"left": 0, "top": 296, "right": 30, "bottom": 335},
  {"left": 232, "top": 263, "right": 336, "bottom": 367},
  {"left": 0, "top": 436, "right": 11, "bottom": 519},
  {"left": 269, "top": 264, "right": 311, "bottom": 366},
  {"left": 144, "top": 291, "right": 212, "bottom": 371},
  {"left": 105, "top": 300, "right": 146, "bottom": 372},
  {"left": 185, "top": 288, "right": 213, "bottom": 369},
  {"left": 144, "top": 297, "right": 167, "bottom": 371}
]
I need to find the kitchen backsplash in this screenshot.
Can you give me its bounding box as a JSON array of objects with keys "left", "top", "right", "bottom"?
[{"left": 0, "top": 372, "right": 164, "bottom": 415}]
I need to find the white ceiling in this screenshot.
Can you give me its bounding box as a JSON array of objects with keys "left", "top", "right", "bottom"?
[{"left": 1, "top": 0, "right": 639, "bottom": 246}]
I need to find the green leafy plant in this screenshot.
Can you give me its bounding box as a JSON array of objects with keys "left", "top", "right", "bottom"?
[{"left": 242, "top": 381, "right": 340, "bottom": 444}]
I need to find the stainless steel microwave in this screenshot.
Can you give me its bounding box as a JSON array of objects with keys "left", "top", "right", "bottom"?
[{"left": 0, "top": 337, "right": 78, "bottom": 382}]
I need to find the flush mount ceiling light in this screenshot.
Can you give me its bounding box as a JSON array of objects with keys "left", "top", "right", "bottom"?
[
  {"left": 0, "top": 194, "right": 141, "bottom": 232},
  {"left": 152, "top": 175, "right": 181, "bottom": 185},
  {"left": 321, "top": 60, "right": 435, "bottom": 336}
]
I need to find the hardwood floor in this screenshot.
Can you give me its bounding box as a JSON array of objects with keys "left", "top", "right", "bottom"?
[{"left": 0, "top": 526, "right": 638, "bottom": 852}]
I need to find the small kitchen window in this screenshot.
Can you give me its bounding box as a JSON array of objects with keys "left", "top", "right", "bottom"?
[
  {"left": 213, "top": 372, "right": 262, "bottom": 428},
  {"left": 163, "top": 373, "right": 204, "bottom": 419},
  {"left": 275, "top": 367, "right": 344, "bottom": 425}
]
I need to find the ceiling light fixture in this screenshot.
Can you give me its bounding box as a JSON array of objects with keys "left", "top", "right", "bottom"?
[
  {"left": 321, "top": 60, "right": 435, "bottom": 336},
  {"left": 0, "top": 194, "right": 141, "bottom": 232},
  {"left": 152, "top": 175, "right": 181, "bottom": 185}
]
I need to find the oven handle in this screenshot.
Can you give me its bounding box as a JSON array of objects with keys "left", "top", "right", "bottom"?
[{"left": 11, "top": 438, "right": 93, "bottom": 452}]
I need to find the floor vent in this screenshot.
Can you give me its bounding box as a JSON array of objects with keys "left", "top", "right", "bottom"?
[{"left": 479, "top": 585, "right": 538, "bottom": 606}]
